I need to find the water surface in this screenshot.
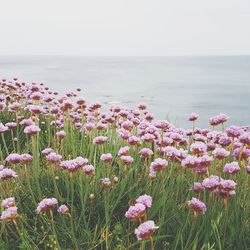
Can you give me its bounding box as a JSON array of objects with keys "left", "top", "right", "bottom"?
[{"left": 0, "top": 56, "right": 249, "bottom": 128}]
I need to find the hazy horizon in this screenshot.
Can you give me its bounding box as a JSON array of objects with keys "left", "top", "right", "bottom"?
[{"left": 1, "top": 0, "right": 250, "bottom": 56}]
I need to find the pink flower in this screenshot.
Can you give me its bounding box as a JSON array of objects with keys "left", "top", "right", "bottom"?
[
  {"left": 137, "top": 103, "right": 147, "bottom": 110},
  {"left": 0, "top": 168, "right": 17, "bottom": 180},
  {"left": 75, "top": 157, "right": 88, "bottom": 166},
  {"left": 36, "top": 198, "right": 58, "bottom": 213},
  {"left": 212, "top": 148, "right": 230, "bottom": 160},
  {"left": 239, "top": 133, "right": 250, "bottom": 146},
  {"left": 150, "top": 158, "right": 168, "bottom": 172},
  {"left": 181, "top": 155, "right": 197, "bottom": 169},
  {"left": 57, "top": 204, "right": 69, "bottom": 214},
  {"left": 125, "top": 203, "right": 146, "bottom": 220},
  {"left": 42, "top": 148, "right": 55, "bottom": 156},
  {"left": 21, "top": 153, "right": 33, "bottom": 164},
  {"left": 1, "top": 197, "right": 15, "bottom": 208},
  {"left": 134, "top": 220, "right": 158, "bottom": 241},
  {"left": 226, "top": 125, "right": 243, "bottom": 138},
  {"left": 202, "top": 175, "right": 220, "bottom": 190},
  {"left": 120, "top": 155, "right": 134, "bottom": 165},
  {"left": 5, "top": 122, "right": 17, "bottom": 129},
  {"left": 190, "top": 142, "right": 207, "bottom": 155},
  {"left": 6, "top": 153, "right": 22, "bottom": 164},
  {"left": 136, "top": 195, "right": 152, "bottom": 208},
  {"left": 83, "top": 165, "right": 95, "bottom": 175},
  {"left": 46, "top": 152, "right": 62, "bottom": 164},
  {"left": 246, "top": 166, "right": 250, "bottom": 174},
  {"left": 128, "top": 136, "right": 141, "bottom": 146},
  {"left": 187, "top": 113, "right": 199, "bottom": 122},
  {"left": 93, "top": 136, "right": 107, "bottom": 145},
  {"left": 0, "top": 123, "right": 8, "bottom": 133},
  {"left": 0, "top": 206, "right": 18, "bottom": 221},
  {"left": 139, "top": 148, "right": 154, "bottom": 159},
  {"left": 192, "top": 182, "right": 204, "bottom": 193},
  {"left": 121, "top": 120, "right": 134, "bottom": 131},
  {"left": 101, "top": 178, "right": 111, "bottom": 188},
  {"left": 56, "top": 130, "right": 66, "bottom": 140},
  {"left": 118, "top": 146, "right": 129, "bottom": 157},
  {"left": 100, "top": 153, "right": 113, "bottom": 163},
  {"left": 223, "top": 162, "right": 240, "bottom": 174},
  {"left": 24, "top": 125, "right": 41, "bottom": 136},
  {"left": 188, "top": 198, "right": 207, "bottom": 214}
]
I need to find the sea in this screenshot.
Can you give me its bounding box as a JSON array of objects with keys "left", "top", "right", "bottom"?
[{"left": 0, "top": 55, "right": 249, "bottom": 128}]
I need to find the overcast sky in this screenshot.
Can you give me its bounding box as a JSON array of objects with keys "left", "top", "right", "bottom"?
[{"left": 1, "top": 0, "right": 250, "bottom": 56}]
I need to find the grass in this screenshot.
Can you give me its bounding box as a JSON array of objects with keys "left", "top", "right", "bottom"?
[{"left": 0, "top": 81, "right": 249, "bottom": 250}]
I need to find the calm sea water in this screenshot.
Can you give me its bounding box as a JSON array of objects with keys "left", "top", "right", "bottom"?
[{"left": 0, "top": 56, "right": 249, "bottom": 128}]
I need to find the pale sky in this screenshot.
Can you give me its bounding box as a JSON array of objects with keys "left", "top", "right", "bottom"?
[{"left": 1, "top": 0, "right": 250, "bottom": 56}]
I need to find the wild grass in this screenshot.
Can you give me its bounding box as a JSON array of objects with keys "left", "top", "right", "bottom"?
[{"left": 0, "top": 81, "right": 249, "bottom": 250}]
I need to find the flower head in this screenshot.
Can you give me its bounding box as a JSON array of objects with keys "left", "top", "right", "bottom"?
[
  {"left": 187, "top": 198, "right": 207, "bottom": 214},
  {"left": 57, "top": 204, "right": 69, "bottom": 214},
  {"left": 136, "top": 195, "right": 152, "bottom": 208},
  {"left": 134, "top": 220, "right": 158, "bottom": 241},
  {"left": 36, "top": 198, "right": 58, "bottom": 213}
]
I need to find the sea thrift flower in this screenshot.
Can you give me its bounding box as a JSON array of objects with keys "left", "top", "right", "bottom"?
[
  {"left": 246, "top": 165, "right": 250, "bottom": 174},
  {"left": 134, "top": 220, "right": 159, "bottom": 241},
  {"left": 75, "top": 157, "right": 89, "bottom": 166},
  {"left": 187, "top": 113, "right": 199, "bottom": 122},
  {"left": 128, "top": 136, "right": 141, "bottom": 146},
  {"left": 137, "top": 103, "right": 147, "bottom": 110},
  {"left": 0, "top": 206, "right": 18, "bottom": 221},
  {"left": 1, "top": 197, "right": 15, "bottom": 208},
  {"left": 57, "top": 204, "right": 69, "bottom": 214},
  {"left": 181, "top": 155, "right": 197, "bottom": 169},
  {"left": 93, "top": 136, "right": 107, "bottom": 145},
  {"left": 125, "top": 203, "right": 146, "bottom": 220},
  {"left": 21, "top": 153, "right": 33, "bottom": 163},
  {"left": 226, "top": 125, "right": 243, "bottom": 138},
  {"left": 120, "top": 155, "right": 134, "bottom": 165},
  {"left": 190, "top": 142, "right": 207, "bottom": 155},
  {"left": 121, "top": 120, "right": 134, "bottom": 131},
  {"left": 118, "top": 129, "right": 131, "bottom": 140},
  {"left": 188, "top": 198, "right": 207, "bottom": 214},
  {"left": 202, "top": 175, "right": 220, "bottom": 190},
  {"left": 42, "top": 148, "right": 54, "bottom": 156},
  {"left": 141, "top": 133, "right": 155, "bottom": 143},
  {"left": 56, "top": 130, "right": 66, "bottom": 140},
  {"left": 6, "top": 153, "right": 22, "bottom": 164},
  {"left": 239, "top": 133, "right": 250, "bottom": 146},
  {"left": 83, "top": 122, "right": 95, "bottom": 132},
  {"left": 139, "top": 148, "right": 154, "bottom": 159},
  {"left": 24, "top": 125, "right": 41, "bottom": 136},
  {"left": 223, "top": 162, "right": 240, "bottom": 174},
  {"left": 46, "top": 152, "right": 62, "bottom": 164},
  {"left": 0, "top": 102, "right": 6, "bottom": 111},
  {"left": 212, "top": 148, "right": 230, "bottom": 160},
  {"left": 136, "top": 195, "right": 152, "bottom": 208},
  {"left": 150, "top": 158, "right": 168, "bottom": 172},
  {"left": 0, "top": 123, "right": 8, "bottom": 133},
  {"left": 0, "top": 168, "right": 18, "bottom": 180},
  {"left": 100, "top": 153, "right": 113, "bottom": 163},
  {"left": 36, "top": 198, "right": 58, "bottom": 213},
  {"left": 83, "top": 165, "right": 95, "bottom": 175},
  {"left": 101, "top": 178, "right": 111, "bottom": 188},
  {"left": 218, "top": 136, "right": 232, "bottom": 147},
  {"left": 220, "top": 179, "right": 237, "bottom": 191},
  {"left": 118, "top": 146, "right": 129, "bottom": 157},
  {"left": 192, "top": 182, "right": 204, "bottom": 193},
  {"left": 5, "top": 122, "right": 17, "bottom": 129},
  {"left": 233, "top": 147, "right": 250, "bottom": 160}
]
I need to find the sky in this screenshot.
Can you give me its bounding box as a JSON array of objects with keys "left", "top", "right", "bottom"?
[{"left": 1, "top": 0, "right": 250, "bottom": 56}]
